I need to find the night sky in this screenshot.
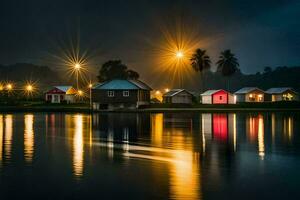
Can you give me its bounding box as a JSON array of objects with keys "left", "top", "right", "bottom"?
[{"left": 0, "top": 0, "right": 299, "bottom": 80}]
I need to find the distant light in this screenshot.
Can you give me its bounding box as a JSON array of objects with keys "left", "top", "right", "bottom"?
[
  {"left": 78, "top": 90, "right": 83, "bottom": 96},
  {"left": 74, "top": 63, "right": 81, "bottom": 70},
  {"left": 26, "top": 85, "right": 33, "bottom": 91},
  {"left": 6, "top": 84, "right": 12, "bottom": 90},
  {"left": 0, "top": 85, "right": 3, "bottom": 91},
  {"left": 155, "top": 90, "right": 161, "bottom": 95},
  {"left": 176, "top": 51, "right": 184, "bottom": 58},
  {"left": 165, "top": 88, "right": 170, "bottom": 93},
  {"left": 88, "top": 84, "right": 93, "bottom": 88}
]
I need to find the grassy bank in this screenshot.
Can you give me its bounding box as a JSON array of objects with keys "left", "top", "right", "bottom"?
[
  {"left": 0, "top": 102, "right": 91, "bottom": 113},
  {"left": 0, "top": 101, "right": 299, "bottom": 113}
]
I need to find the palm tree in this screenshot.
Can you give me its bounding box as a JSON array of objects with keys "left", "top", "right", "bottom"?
[
  {"left": 216, "top": 49, "right": 239, "bottom": 90},
  {"left": 190, "top": 49, "right": 211, "bottom": 92}
]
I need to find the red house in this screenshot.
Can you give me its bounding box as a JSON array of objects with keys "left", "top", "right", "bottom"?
[
  {"left": 45, "top": 86, "right": 77, "bottom": 103},
  {"left": 201, "top": 89, "right": 235, "bottom": 104}
]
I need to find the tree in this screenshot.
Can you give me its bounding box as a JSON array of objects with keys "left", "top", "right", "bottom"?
[
  {"left": 190, "top": 49, "right": 211, "bottom": 92},
  {"left": 263, "top": 66, "right": 272, "bottom": 74},
  {"left": 127, "top": 70, "right": 140, "bottom": 80},
  {"left": 97, "top": 60, "right": 140, "bottom": 82},
  {"left": 216, "top": 49, "right": 239, "bottom": 90}
]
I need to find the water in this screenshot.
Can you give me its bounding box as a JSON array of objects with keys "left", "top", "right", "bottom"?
[{"left": 0, "top": 112, "right": 299, "bottom": 200}]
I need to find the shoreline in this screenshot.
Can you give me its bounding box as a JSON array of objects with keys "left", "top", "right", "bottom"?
[{"left": 0, "top": 105, "right": 300, "bottom": 113}]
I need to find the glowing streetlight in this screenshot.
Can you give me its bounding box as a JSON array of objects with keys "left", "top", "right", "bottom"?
[
  {"left": 78, "top": 90, "right": 83, "bottom": 96},
  {"left": 26, "top": 84, "right": 33, "bottom": 92},
  {"left": 6, "top": 84, "right": 13, "bottom": 90},
  {"left": 74, "top": 63, "right": 81, "bottom": 70},
  {"left": 88, "top": 83, "right": 93, "bottom": 109},
  {"left": 165, "top": 88, "right": 170, "bottom": 93},
  {"left": 176, "top": 51, "right": 184, "bottom": 59}
]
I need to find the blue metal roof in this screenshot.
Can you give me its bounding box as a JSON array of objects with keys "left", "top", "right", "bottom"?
[{"left": 94, "top": 79, "right": 140, "bottom": 90}]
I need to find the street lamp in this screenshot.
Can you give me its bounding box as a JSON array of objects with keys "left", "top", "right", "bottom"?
[
  {"left": 74, "top": 63, "right": 81, "bottom": 70},
  {"left": 176, "top": 51, "right": 184, "bottom": 59},
  {"left": 74, "top": 63, "right": 81, "bottom": 89},
  {"left": 78, "top": 90, "right": 83, "bottom": 96},
  {"left": 88, "top": 83, "right": 93, "bottom": 109},
  {"left": 6, "top": 84, "right": 13, "bottom": 90},
  {"left": 26, "top": 84, "right": 33, "bottom": 92}
]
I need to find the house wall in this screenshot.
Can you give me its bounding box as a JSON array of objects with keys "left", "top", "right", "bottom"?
[
  {"left": 212, "top": 91, "right": 228, "bottom": 104},
  {"left": 245, "top": 91, "right": 264, "bottom": 102},
  {"left": 92, "top": 89, "right": 150, "bottom": 108},
  {"left": 171, "top": 95, "right": 192, "bottom": 104},
  {"left": 235, "top": 94, "right": 246, "bottom": 103},
  {"left": 170, "top": 91, "right": 193, "bottom": 104},
  {"left": 270, "top": 92, "right": 298, "bottom": 101},
  {"left": 201, "top": 95, "right": 212, "bottom": 104},
  {"left": 65, "top": 94, "right": 75, "bottom": 103},
  {"left": 228, "top": 94, "right": 236, "bottom": 104}
]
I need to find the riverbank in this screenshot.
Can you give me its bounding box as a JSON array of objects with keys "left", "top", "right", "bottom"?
[{"left": 0, "top": 102, "right": 300, "bottom": 113}]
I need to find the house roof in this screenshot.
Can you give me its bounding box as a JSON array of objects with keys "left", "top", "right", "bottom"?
[
  {"left": 265, "top": 87, "right": 297, "bottom": 94},
  {"left": 93, "top": 79, "right": 152, "bottom": 90},
  {"left": 163, "top": 89, "right": 193, "bottom": 97},
  {"left": 234, "top": 87, "right": 264, "bottom": 94},
  {"left": 201, "top": 89, "right": 225, "bottom": 96},
  {"left": 54, "top": 86, "right": 74, "bottom": 92}
]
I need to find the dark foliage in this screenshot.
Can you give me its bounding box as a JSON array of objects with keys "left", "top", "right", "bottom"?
[
  {"left": 97, "top": 60, "right": 140, "bottom": 82},
  {"left": 0, "top": 63, "right": 64, "bottom": 90},
  {"left": 216, "top": 49, "right": 239, "bottom": 76}
]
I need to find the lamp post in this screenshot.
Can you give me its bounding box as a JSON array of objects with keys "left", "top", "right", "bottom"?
[
  {"left": 88, "top": 83, "right": 93, "bottom": 110},
  {"left": 6, "top": 83, "right": 13, "bottom": 98},
  {"left": 74, "top": 63, "right": 81, "bottom": 89}
]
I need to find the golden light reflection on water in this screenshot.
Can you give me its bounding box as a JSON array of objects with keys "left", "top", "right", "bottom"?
[
  {"left": 258, "top": 115, "right": 265, "bottom": 160},
  {"left": 283, "top": 117, "right": 293, "bottom": 142},
  {"left": 151, "top": 114, "right": 201, "bottom": 199},
  {"left": 151, "top": 114, "right": 163, "bottom": 146},
  {"left": 73, "top": 115, "right": 84, "bottom": 178},
  {"left": 24, "top": 114, "right": 34, "bottom": 163},
  {"left": 0, "top": 115, "right": 3, "bottom": 164},
  {"left": 4, "top": 115, "right": 13, "bottom": 161}
]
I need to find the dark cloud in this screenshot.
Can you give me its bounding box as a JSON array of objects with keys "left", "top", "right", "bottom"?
[{"left": 0, "top": 0, "right": 299, "bottom": 81}]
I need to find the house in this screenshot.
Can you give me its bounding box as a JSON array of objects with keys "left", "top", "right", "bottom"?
[
  {"left": 265, "top": 87, "right": 298, "bottom": 101},
  {"left": 163, "top": 89, "right": 194, "bottom": 104},
  {"left": 45, "top": 86, "right": 77, "bottom": 103},
  {"left": 92, "top": 79, "right": 152, "bottom": 110},
  {"left": 201, "top": 89, "right": 235, "bottom": 104},
  {"left": 234, "top": 87, "right": 265, "bottom": 103}
]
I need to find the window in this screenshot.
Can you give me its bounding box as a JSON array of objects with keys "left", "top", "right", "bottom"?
[
  {"left": 123, "top": 90, "right": 129, "bottom": 97},
  {"left": 108, "top": 91, "right": 114, "bottom": 97},
  {"left": 219, "top": 96, "right": 223, "bottom": 100}
]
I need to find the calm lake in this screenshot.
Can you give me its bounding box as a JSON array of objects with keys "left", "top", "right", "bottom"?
[{"left": 0, "top": 112, "right": 299, "bottom": 199}]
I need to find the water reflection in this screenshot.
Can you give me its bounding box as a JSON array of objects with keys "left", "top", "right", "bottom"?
[
  {"left": 0, "top": 115, "right": 3, "bottom": 165},
  {"left": 4, "top": 115, "right": 13, "bottom": 162},
  {"left": 73, "top": 115, "right": 84, "bottom": 178},
  {"left": 24, "top": 114, "right": 34, "bottom": 163},
  {"left": 0, "top": 112, "right": 298, "bottom": 199},
  {"left": 145, "top": 113, "right": 202, "bottom": 199}
]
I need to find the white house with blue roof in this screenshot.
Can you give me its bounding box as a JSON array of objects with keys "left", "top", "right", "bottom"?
[{"left": 92, "top": 79, "right": 152, "bottom": 110}]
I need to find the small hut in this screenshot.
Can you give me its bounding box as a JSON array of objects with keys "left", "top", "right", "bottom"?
[
  {"left": 234, "top": 87, "right": 265, "bottom": 103},
  {"left": 163, "top": 89, "right": 194, "bottom": 104},
  {"left": 201, "top": 89, "right": 235, "bottom": 104},
  {"left": 265, "top": 87, "right": 298, "bottom": 101},
  {"left": 45, "top": 86, "right": 77, "bottom": 103}
]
